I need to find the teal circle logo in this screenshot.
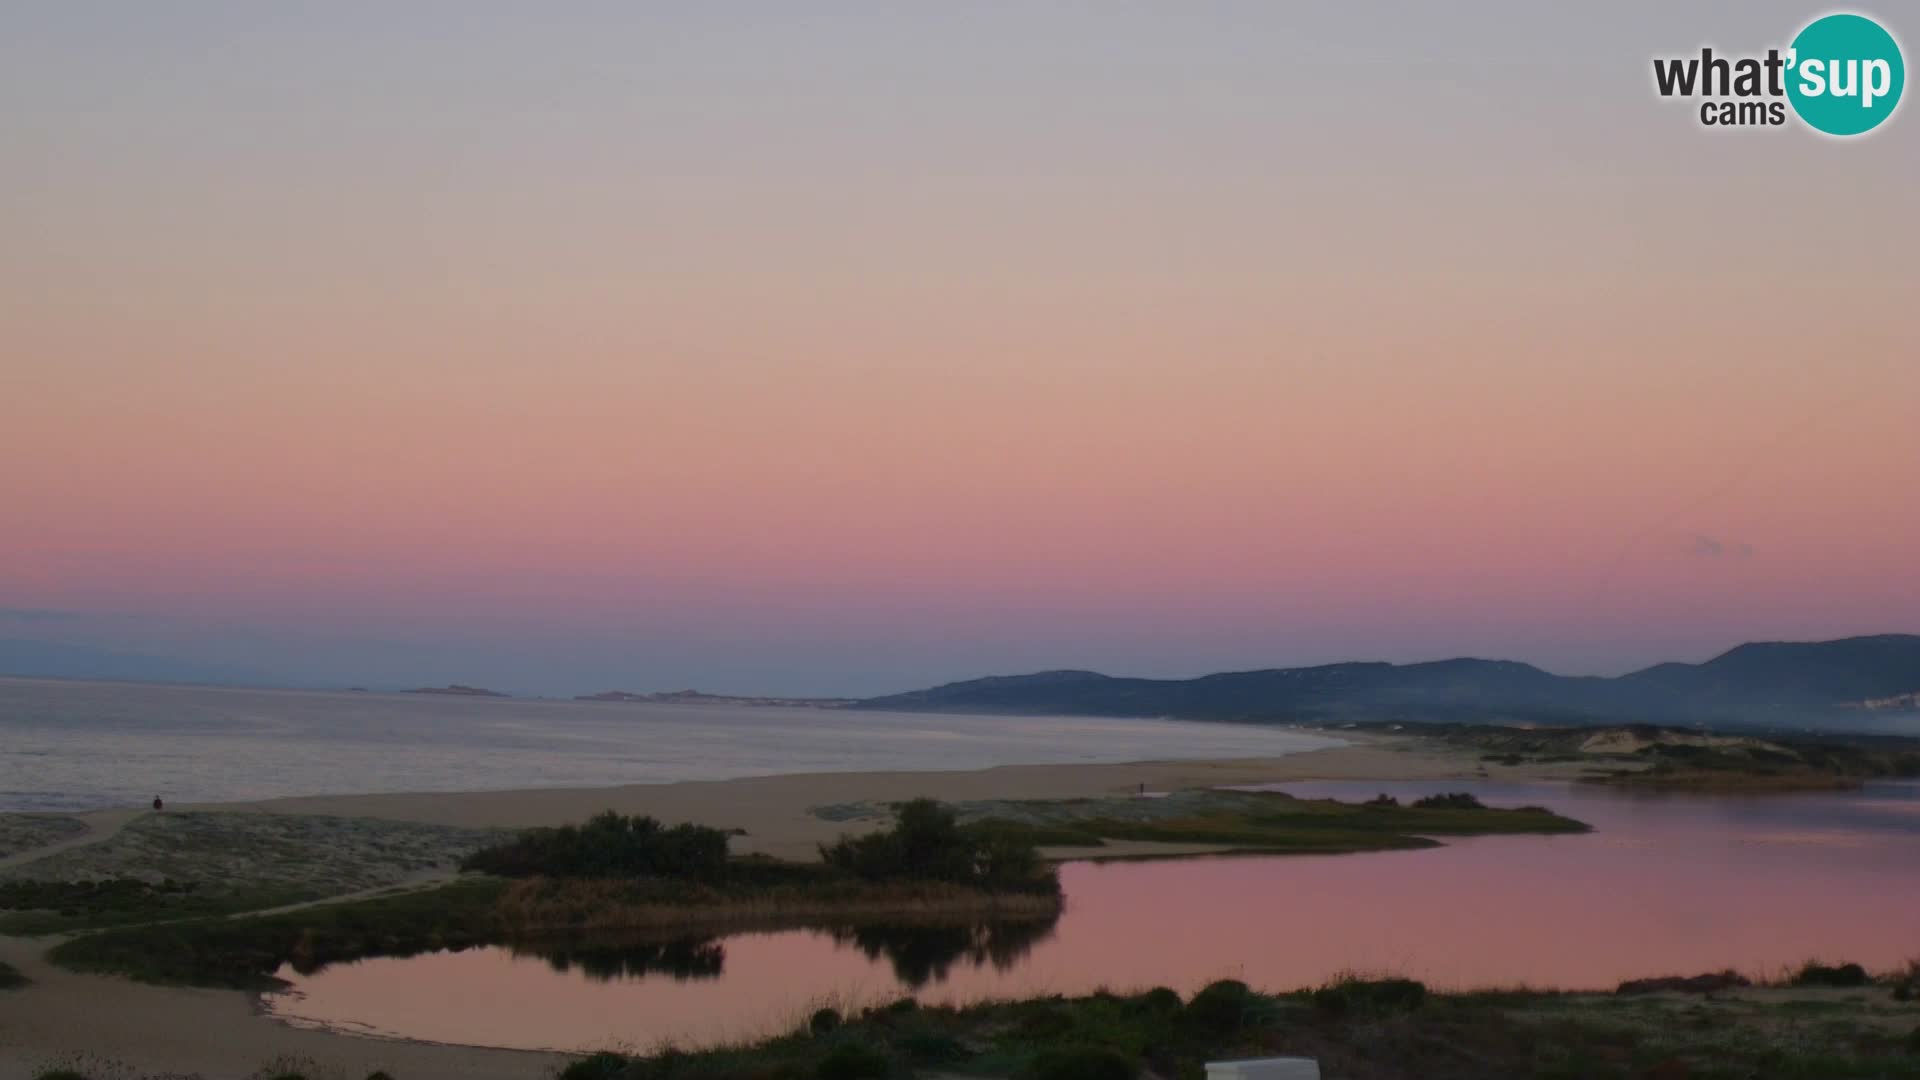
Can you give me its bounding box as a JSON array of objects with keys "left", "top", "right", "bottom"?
[{"left": 1787, "top": 13, "right": 1905, "bottom": 135}]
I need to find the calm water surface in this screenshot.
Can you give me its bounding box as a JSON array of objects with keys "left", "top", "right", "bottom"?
[
  {"left": 0, "top": 677, "right": 1339, "bottom": 811},
  {"left": 267, "top": 778, "right": 1920, "bottom": 1052}
]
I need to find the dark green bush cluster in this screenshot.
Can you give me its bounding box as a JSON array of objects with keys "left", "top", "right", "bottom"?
[
  {"left": 814, "top": 1041, "right": 891, "bottom": 1080},
  {"left": 1183, "top": 979, "right": 1254, "bottom": 1034},
  {"left": 1023, "top": 1047, "right": 1136, "bottom": 1080},
  {"left": 819, "top": 799, "right": 1056, "bottom": 894},
  {"left": 560, "top": 1053, "right": 632, "bottom": 1080},
  {"left": 461, "top": 811, "right": 731, "bottom": 881},
  {"left": 1363, "top": 793, "right": 1400, "bottom": 807},
  {"left": 1312, "top": 976, "right": 1428, "bottom": 1016},
  {"left": 1410, "top": 792, "right": 1485, "bottom": 810},
  {"left": 1791, "top": 960, "right": 1869, "bottom": 988}
]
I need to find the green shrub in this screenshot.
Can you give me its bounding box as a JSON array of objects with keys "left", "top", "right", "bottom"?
[
  {"left": 815, "top": 1041, "right": 891, "bottom": 1080},
  {"left": 34, "top": 1072, "right": 91, "bottom": 1080},
  {"left": 560, "top": 1051, "right": 632, "bottom": 1080},
  {"left": 1184, "top": 979, "right": 1253, "bottom": 1034},
  {"left": 810, "top": 1007, "right": 843, "bottom": 1035},
  {"left": 1907, "top": 1026, "right": 1920, "bottom": 1055},
  {"left": 1313, "top": 977, "right": 1428, "bottom": 1016},
  {"left": 462, "top": 812, "right": 731, "bottom": 881},
  {"left": 1792, "top": 961, "right": 1869, "bottom": 988},
  {"left": 1014, "top": 1003, "right": 1078, "bottom": 1039},
  {"left": 1024, "top": 1047, "right": 1137, "bottom": 1080},
  {"left": 366, "top": 1072, "right": 396, "bottom": 1080},
  {"left": 820, "top": 799, "right": 1056, "bottom": 894},
  {"left": 1135, "top": 986, "right": 1183, "bottom": 1013},
  {"left": 899, "top": 1031, "right": 968, "bottom": 1064},
  {"left": 1411, "top": 793, "right": 1484, "bottom": 810}
]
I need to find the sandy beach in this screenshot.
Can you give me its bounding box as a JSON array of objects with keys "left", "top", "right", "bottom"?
[{"left": 0, "top": 735, "right": 1549, "bottom": 1080}]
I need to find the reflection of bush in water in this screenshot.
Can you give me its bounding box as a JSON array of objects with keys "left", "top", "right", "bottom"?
[
  {"left": 505, "top": 915, "right": 1056, "bottom": 988},
  {"left": 828, "top": 918, "right": 1058, "bottom": 988},
  {"left": 520, "top": 936, "right": 726, "bottom": 982}
]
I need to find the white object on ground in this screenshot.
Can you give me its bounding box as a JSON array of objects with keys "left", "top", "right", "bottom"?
[{"left": 1205, "top": 1057, "right": 1321, "bottom": 1080}]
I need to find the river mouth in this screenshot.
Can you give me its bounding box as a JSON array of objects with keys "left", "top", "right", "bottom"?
[{"left": 264, "top": 779, "right": 1920, "bottom": 1053}]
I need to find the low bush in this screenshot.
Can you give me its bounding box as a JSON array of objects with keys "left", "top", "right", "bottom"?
[
  {"left": 810, "top": 1007, "right": 843, "bottom": 1035},
  {"left": 1184, "top": 979, "right": 1253, "bottom": 1034},
  {"left": 1024, "top": 1047, "right": 1137, "bottom": 1080},
  {"left": 821, "top": 800, "right": 1057, "bottom": 895},
  {"left": 1312, "top": 976, "right": 1428, "bottom": 1016},
  {"left": 1411, "top": 792, "right": 1485, "bottom": 810},
  {"left": 1135, "top": 986, "right": 1183, "bottom": 1013},
  {"left": 814, "top": 1040, "right": 891, "bottom": 1080},
  {"left": 559, "top": 1051, "right": 631, "bottom": 1080},
  {"left": 461, "top": 812, "right": 731, "bottom": 881},
  {"left": 1791, "top": 961, "right": 1870, "bottom": 988},
  {"left": 898, "top": 1031, "right": 967, "bottom": 1064}
]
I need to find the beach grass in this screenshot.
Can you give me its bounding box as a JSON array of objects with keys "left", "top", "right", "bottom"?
[
  {"left": 0, "top": 811, "right": 508, "bottom": 934},
  {"left": 0, "top": 813, "right": 89, "bottom": 860},
  {"left": 878, "top": 788, "right": 1590, "bottom": 855},
  {"left": 543, "top": 976, "right": 1920, "bottom": 1080}
]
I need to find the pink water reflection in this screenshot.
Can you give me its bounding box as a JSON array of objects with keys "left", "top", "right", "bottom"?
[{"left": 267, "top": 781, "right": 1920, "bottom": 1051}]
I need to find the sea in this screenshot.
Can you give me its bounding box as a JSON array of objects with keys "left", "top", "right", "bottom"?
[{"left": 0, "top": 677, "right": 1341, "bottom": 812}]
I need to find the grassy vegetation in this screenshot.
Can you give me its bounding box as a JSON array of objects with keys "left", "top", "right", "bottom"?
[
  {"left": 947, "top": 788, "right": 1587, "bottom": 856},
  {"left": 0, "top": 811, "right": 505, "bottom": 934},
  {"left": 47, "top": 877, "right": 511, "bottom": 988},
  {"left": 0, "top": 812, "right": 88, "bottom": 859},
  {"left": 0, "top": 877, "right": 314, "bottom": 935},
  {"left": 49, "top": 802, "right": 1063, "bottom": 988},
  {"left": 461, "top": 811, "right": 735, "bottom": 880},
  {"left": 544, "top": 975, "right": 1920, "bottom": 1080},
  {"left": 1407, "top": 721, "right": 1920, "bottom": 793},
  {"left": 821, "top": 799, "right": 1057, "bottom": 894}
]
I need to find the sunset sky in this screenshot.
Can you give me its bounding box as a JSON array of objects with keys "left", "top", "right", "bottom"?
[{"left": 3, "top": 3, "right": 1916, "bottom": 695}]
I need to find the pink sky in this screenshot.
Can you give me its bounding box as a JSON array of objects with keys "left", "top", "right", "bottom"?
[{"left": 2, "top": 5, "right": 1916, "bottom": 694}]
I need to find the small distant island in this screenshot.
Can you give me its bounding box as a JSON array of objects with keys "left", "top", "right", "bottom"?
[
  {"left": 576, "top": 689, "right": 857, "bottom": 708},
  {"left": 404, "top": 684, "right": 511, "bottom": 698}
]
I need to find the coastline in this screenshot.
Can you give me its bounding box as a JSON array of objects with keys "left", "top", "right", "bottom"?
[{"left": 0, "top": 735, "right": 1578, "bottom": 1080}]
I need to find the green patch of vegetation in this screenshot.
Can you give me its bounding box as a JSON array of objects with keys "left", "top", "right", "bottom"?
[
  {"left": 48, "top": 877, "right": 509, "bottom": 988},
  {"left": 821, "top": 799, "right": 1058, "bottom": 895},
  {"left": 1405, "top": 721, "right": 1920, "bottom": 794},
  {"left": 549, "top": 981, "right": 1920, "bottom": 1080},
  {"left": 52, "top": 802, "right": 1061, "bottom": 988},
  {"left": 1793, "top": 961, "right": 1871, "bottom": 988},
  {"left": 461, "top": 812, "right": 734, "bottom": 881},
  {"left": 0, "top": 812, "right": 88, "bottom": 860},
  {"left": 0, "top": 877, "right": 315, "bottom": 935},
  {"left": 959, "top": 788, "right": 1586, "bottom": 856},
  {"left": 1411, "top": 792, "right": 1484, "bottom": 810},
  {"left": 1310, "top": 975, "right": 1429, "bottom": 1016}
]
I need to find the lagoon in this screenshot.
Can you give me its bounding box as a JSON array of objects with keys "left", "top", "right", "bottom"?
[{"left": 265, "top": 777, "right": 1920, "bottom": 1052}]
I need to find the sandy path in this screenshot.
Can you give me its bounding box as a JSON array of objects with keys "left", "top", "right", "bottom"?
[{"left": 0, "top": 737, "right": 1526, "bottom": 1080}]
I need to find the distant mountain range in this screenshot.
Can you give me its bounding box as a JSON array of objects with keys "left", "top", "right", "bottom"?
[{"left": 856, "top": 635, "right": 1920, "bottom": 733}]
